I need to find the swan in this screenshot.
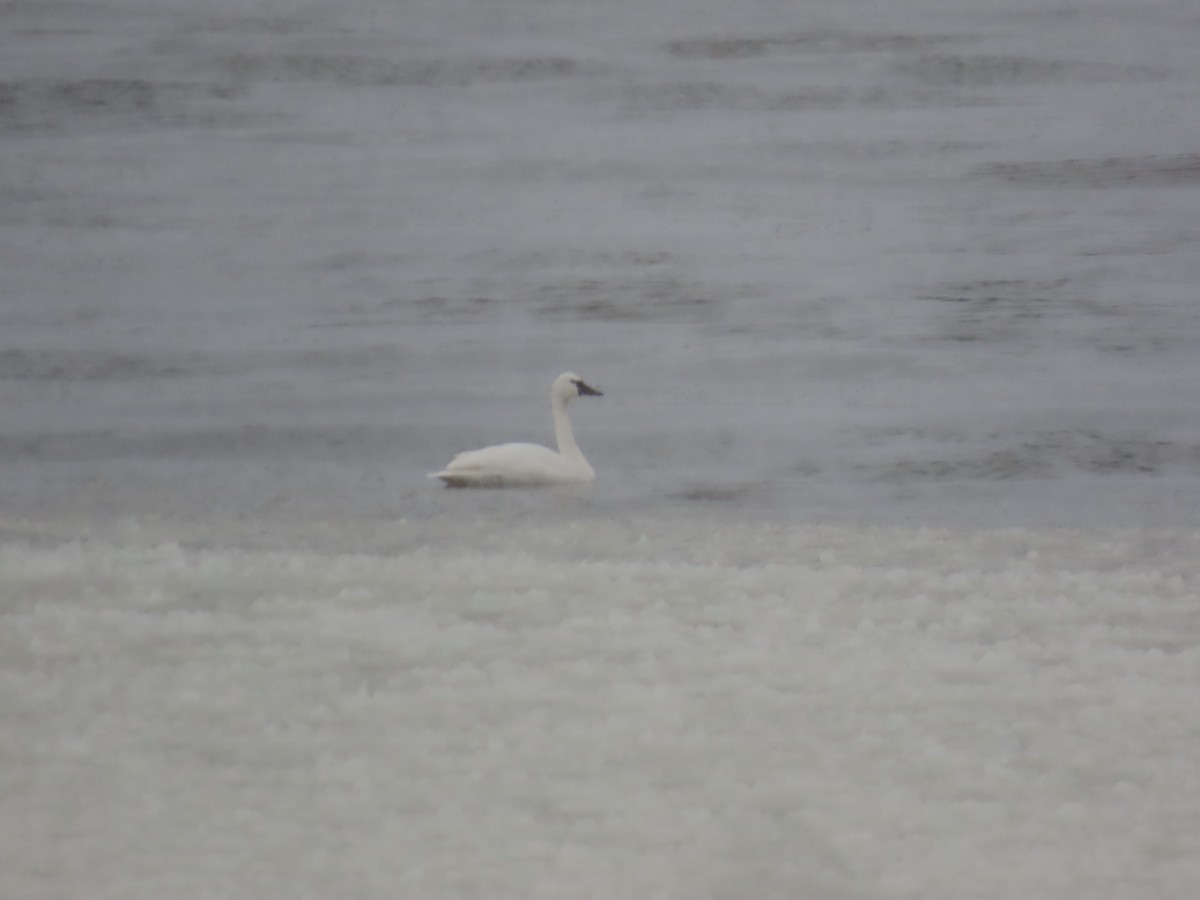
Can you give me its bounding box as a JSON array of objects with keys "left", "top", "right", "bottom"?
[{"left": 430, "top": 372, "right": 603, "bottom": 487}]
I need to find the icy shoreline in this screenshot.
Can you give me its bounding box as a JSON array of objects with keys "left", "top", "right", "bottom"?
[{"left": 4, "top": 516, "right": 1199, "bottom": 899}]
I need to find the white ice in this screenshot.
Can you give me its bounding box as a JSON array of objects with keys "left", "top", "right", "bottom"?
[{"left": 2, "top": 518, "right": 1199, "bottom": 899}]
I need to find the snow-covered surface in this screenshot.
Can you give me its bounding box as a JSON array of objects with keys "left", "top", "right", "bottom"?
[
  {"left": 4, "top": 518, "right": 1200, "bottom": 899},
  {"left": 3, "top": 0, "right": 1200, "bottom": 896}
]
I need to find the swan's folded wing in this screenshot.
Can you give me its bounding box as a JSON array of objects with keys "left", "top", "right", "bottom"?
[{"left": 430, "top": 442, "right": 575, "bottom": 486}]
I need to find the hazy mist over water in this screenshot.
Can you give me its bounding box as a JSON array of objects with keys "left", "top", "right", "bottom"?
[{"left": 3, "top": 2, "right": 1200, "bottom": 898}]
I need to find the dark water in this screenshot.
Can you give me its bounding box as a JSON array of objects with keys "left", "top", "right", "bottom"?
[{"left": 3, "top": 0, "right": 1199, "bottom": 532}]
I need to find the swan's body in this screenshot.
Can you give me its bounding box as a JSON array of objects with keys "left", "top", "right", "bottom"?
[{"left": 430, "top": 372, "right": 602, "bottom": 487}]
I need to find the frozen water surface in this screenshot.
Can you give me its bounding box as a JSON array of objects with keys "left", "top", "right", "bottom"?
[
  {"left": 2, "top": 0, "right": 1199, "bottom": 897},
  {"left": 3, "top": 520, "right": 1200, "bottom": 899}
]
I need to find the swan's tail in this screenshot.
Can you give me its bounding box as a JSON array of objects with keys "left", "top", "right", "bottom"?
[{"left": 430, "top": 469, "right": 473, "bottom": 487}]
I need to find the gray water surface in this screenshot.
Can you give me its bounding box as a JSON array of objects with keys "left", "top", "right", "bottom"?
[{"left": 3, "top": 0, "right": 1199, "bottom": 532}]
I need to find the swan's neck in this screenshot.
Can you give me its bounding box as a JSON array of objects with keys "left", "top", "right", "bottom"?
[{"left": 552, "top": 394, "right": 591, "bottom": 472}]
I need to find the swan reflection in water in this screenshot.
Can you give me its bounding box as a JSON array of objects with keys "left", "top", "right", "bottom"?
[{"left": 430, "top": 372, "right": 603, "bottom": 487}]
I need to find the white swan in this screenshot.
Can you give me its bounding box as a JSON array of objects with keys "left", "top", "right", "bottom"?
[{"left": 430, "top": 372, "right": 603, "bottom": 487}]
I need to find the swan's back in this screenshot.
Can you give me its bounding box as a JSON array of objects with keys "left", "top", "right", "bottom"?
[{"left": 432, "top": 441, "right": 593, "bottom": 487}]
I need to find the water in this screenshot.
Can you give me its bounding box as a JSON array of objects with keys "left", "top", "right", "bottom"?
[{"left": 2, "top": 1, "right": 1199, "bottom": 897}]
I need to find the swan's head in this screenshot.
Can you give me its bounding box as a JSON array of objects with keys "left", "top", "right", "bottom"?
[{"left": 554, "top": 371, "right": 603, "bottom": 402}]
